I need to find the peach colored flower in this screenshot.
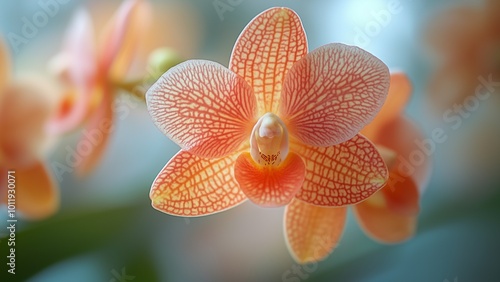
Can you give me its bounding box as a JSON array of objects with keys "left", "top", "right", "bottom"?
[
  {"left": 285, "top": 72, "right": 431, "bottom": 263},
  {"left": 425, "top": 0, "right": 500, "bottom": 112},
  {"left": 147, "top": 7, "right": 390, "bottom": 261},
  {"left": 0, "top": 38, "right": 59, "bottom": 220},
  {"left": 48, "top": 0, "right": 150, "bottom": 175}
]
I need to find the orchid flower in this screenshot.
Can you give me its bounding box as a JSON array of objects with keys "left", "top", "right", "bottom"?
[
  {"left": 426, "top": 0, "right": 500, "bottom": 112},
  {"left": 48, "top": 0, "right": 151, "bottom": 175},
  {"left": 147, "top": 7, "right": 390, "bottom": 261},
  {"left": 356, "top": 72, "right": 431, "bottom": 242},
  {"left": 285, "top": 72, "right": 431, "bottom": 263},
  {"left": 0, "top": 38, "right": 59, "bottom": 220}
]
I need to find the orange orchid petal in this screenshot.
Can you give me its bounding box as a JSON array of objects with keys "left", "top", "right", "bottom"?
[
  {"left": 280, "top": 43, "right": 390, "bottom": 147},
  {"left": 75, "top": 85, "right": 113, "bottom": 176},
  {"left": 0, "top": 161, "right": 59, "bottom": 220},
  {"left": 234, "top": 152, "right": 305, "bottom": 207},
  {"left": 47, "top": 88, "right": 88, "bottom": 134},
  {"left": 147, "top": 60, "right": 257, "bottom": 159},
  {"left": 64, "top": 9, "right": 96, "bottom": 90},
  {"left": 353, "top": 206, "right": 417, "bottom": 244},
  {"left": 0, "top": 36, "right": 10, "bottom": 89},
  {"left": 377, "top": 145, "right": 397, "bottom": 170},
  {"left": 293, "top": 134, "right": 388, "bottom": 207},
  {"left": 48, "top": 9, "right": 96, "bottom": 134},
  {"left": 229, "top": 7, "right": 308, "bottom": 115},
  {"left": 285, "top": 199, "right": 347, "bottom": 263},
  {"left": 382, "top": 170, "right": 420, "bottom": 217},
  {"left": 54, "top": 91, "right": 77, "bottom": 122},
  {"left": 0, "top": 82, "right": 52, "bottom": 166},
  {"left": 150, "top": 150, "right": 247, "bottom": 216},
  {"left": 100, "top": 0, "right": 151, "bottom": 79},
  {"left": 361, "top": 72, "right": 412, "bottom": 140},
  {"left": 369, "top": 116, "right": 431, "bottom": 190},
  {"left": 353, "top": 172, "right": 419, "bottom": 244}
]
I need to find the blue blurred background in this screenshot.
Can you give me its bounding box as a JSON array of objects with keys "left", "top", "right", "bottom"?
[{"left": 1, "top": 0, "right": 500, "bottom": 281}]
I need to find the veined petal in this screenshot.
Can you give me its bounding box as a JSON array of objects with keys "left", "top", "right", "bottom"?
[
  {"left": 369, "top": 116, "right": 431, "bottom": 191},
  {"left": 0, "top": 36, "right": 11, "bottom": 89},
  {"left": 353, "top": 173, "right": 419, "bottom": 244},
  {"left": 150, "top": 150, "right": 247, "bottom": 216},
  {"left": 0, "top": 161, "right": 59, "bottom": 220},
  {"left": 293, "top": 134, "right": 388, "bottom": 207},
  {"left": 234, "top": 152, "right": 305, "bottom": 207},
  {"left": 285, "top": 199, "right": 347, "bottom": 264},
  {"left": 361, "top": 72, "right": 412, "bottom": 140},
  {"left": 383, "top": 170, "right": 420, "bottom": 217},
  {"left": 280, "top": 43, "right": 390, "bottom": 147},
  {"left": 99, "top": 0, "right": 151, "bottom": 78},
  {"left": 230, "top": 7, "right": 308, "bottom": 115},
  {"left": 76, "top": 85, "right": 113, "bottom": 176},
  {"left": 147, "top": 60, "right": 257, "bottom": 158}
]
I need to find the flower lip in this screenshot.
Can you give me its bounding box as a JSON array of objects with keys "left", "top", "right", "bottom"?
[{"left": 250, "top": 113, "right": 289, "bottom": 166}]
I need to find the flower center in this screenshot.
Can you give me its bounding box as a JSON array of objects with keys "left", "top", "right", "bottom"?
[{"left": 250, "top": 113, "right": 289, "bottom": 166}]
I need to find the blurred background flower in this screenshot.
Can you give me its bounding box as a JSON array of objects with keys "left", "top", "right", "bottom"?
[
  {"left": 0, "top": 36, "right": 59, "bottom": 220},
  {"left": 0, "top": 0, "right": 499, "bottom": 282},
  {"left": 425, "top": 0, "right": 500, "bottom": 113},
  {"left": 48, "top": 0, "right": 165, "bottom": 176},
  {"left": 354, "top": 72, "right": 429, "bottom": 244}
]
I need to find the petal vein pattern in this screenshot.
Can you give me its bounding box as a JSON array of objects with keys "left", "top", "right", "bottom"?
[
  {"left": 230, "top": 7, "right": 308, "bottom": 115},
  {"left": 150, "top": 150, "right": 247, "bottom": 216},
  {"left": 280, "top": 43, "right": 390, "bottom": 147},
  {"left": 285, "top": 199, "right": 347, "bottom": 263},
  {"left": 234, "top": 152, "right": 305, "bottom": 207},
  {"left": 147, "top": 60, "right": 257, "bottom": 158},
  {"left": 293, "top": 134, "right": 388, "bottom": 206}
]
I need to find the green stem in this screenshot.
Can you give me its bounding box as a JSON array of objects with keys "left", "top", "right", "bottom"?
[{"left": 112, "top": 77, "right": 154, "bottom": 101}]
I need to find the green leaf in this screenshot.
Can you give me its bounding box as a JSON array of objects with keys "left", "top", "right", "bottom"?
[{"left": 0, "top": 204, "right": 142, "bottom": 281}]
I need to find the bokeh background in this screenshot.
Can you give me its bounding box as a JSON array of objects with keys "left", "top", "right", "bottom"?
[{"left": 1, "top": 0, "right": 500, "bottom": 281}]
